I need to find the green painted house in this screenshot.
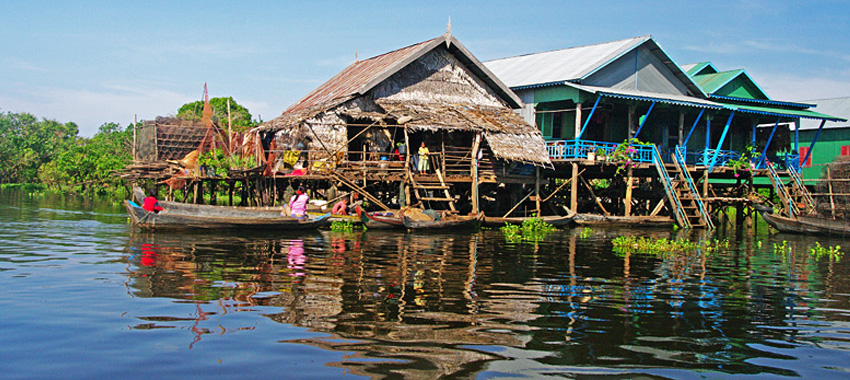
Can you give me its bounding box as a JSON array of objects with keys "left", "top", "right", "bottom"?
[
  {"left": 484, "top": 36, "right": 842, "bottom": 171},
  {"left": 796, "top": 97, "right": 850, "bottom": 179}
]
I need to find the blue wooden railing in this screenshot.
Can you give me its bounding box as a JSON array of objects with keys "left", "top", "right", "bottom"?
[
  {"left": 545, "top": 139, "right": 654, "bottom": 163},
  {"left": 545, "top": 138, "right": 801, "bottom": 173}
]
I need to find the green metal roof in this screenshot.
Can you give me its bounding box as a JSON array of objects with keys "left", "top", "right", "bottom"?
[
  {"left": 732, "top": 103, "right": 846, "bottom": 122},
  {"left": 691, "top": 69, "right": 770, "bottom": 100},
  {"left": 684, "top": 61, "right": 716, "bottom": 76}
]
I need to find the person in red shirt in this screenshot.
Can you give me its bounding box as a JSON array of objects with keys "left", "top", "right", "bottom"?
[{"left": 142, "top": 196, "right": 164, "bottom": 213}]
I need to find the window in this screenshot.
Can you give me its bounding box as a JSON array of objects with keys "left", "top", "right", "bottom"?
[
  {"left": 841, "top": 145, "right": 850, "bottom": 156},
  {"left": 799, "top": 146, "right": 812, "bottom": 168}
]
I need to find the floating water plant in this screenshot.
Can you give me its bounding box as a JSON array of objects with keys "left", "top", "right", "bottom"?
[
  {"left": 500, "top": 217, "right": 555, "bottom": 242},
  {"left": 773, "top": 240, "right": 790, "bottom": 254},
  {"left": 578, "top": 227, "right": 593, "bottom": 239},
  {"left": 330, "top": 220, "right": 364, "bottom": 232},
  {"left": 611, "top": 236, "right": 726, "bottom": 256},
  {"left": 809, "top": 242, "right": 843, "bottom": 261}
]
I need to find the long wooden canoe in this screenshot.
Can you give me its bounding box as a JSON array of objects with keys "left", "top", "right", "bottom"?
[
  {"left": 359, "top": 210, "right": 405, "bottom": 229},
  {"left": 482, "top": 212, "right": 576, "bottom": 228},
  {"left": 573, "top": 214, "right": 673, "bottom": 227},
  {"left": 124, "top": 200, "right": 331, "bottom": 231},
  {"left": 761, "top": 211, "right": 850, "bottom": 237}
]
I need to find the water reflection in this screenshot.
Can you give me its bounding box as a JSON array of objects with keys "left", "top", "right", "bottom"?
[{"left": 121, "top": 226, "right": 850, "bottom": 378}]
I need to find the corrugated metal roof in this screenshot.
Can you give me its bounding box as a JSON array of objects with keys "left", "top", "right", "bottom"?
[
  {"left": 484, "top": 35, "right": 705, "bottom": 98},
  {"left": 692, "top": 70, "right": 744, "bottom": 94},
  {"left": 733, "top": 103, "right": 846, "bottom": 122},
  {"left": 798, "top": 97, "right": 850, "bottom": 129},
  {"left": 285, "top": 38, "right": 438, "bottom": 113},
  {"left": 483, "top": 36, "right": 651, "bottom": 88},
  {"left": 709, "top": 94, "right": 814, "bottom": 109},
  {"left": 281, "top": 34, "right": 522, "bottom": 115}
]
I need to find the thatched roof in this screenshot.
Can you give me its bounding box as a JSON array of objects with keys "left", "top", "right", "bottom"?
[{"left": 261, "top": 33, "right": 551, "bottom": 166}]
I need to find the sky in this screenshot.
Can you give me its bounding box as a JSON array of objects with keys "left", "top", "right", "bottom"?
[{"left": 2, "top": 0, "right": 849, "bottom": 137}]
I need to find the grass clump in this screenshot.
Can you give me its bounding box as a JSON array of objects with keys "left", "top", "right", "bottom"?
[
  {"left": 330, "top": 220, "right": 364, "bottom": 232},
  {"left": 500, "top": 217, "right": 555, "bottom": 242},
  {"left": 612, "top": 236, "right": 727, "bottom": 255}
]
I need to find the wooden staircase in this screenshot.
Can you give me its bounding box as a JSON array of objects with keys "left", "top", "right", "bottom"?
[
  {"left": 654, "top": 146, "right": 714, "bottom": 229},
  {"left": 766, "top": 163, "right": 815, "bottom": 217},
  {"left": 411, "top": 167, "right": 456, "bottom": 212}
]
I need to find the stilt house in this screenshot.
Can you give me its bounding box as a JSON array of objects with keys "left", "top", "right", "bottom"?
[
  {"left": 484, "top": 35, "right": 844, "bottom": 226},
  {"left": 260, "top": 32, "right": 551, "bottom": 214}
]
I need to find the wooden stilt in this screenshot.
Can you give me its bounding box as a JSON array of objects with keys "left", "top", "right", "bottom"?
[
  {"left": 471, "top": 133, "right": 480, "bottom": 213},
  {"left": 570, "top": 162, "right": 579, "bottom": 212},
  {"left": 624, "top": 166, "right": 633, "bottom": 216},
  {"left": 535, "top": 167, "right": 541, "bottom": 215},
  {"left": 580, "top": 176, "right": 610, "bottom": 216}
]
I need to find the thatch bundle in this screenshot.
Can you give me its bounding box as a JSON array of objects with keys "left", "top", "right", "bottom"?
[{"left": 815, "top": 155, "right": 850, "bottom": 219}]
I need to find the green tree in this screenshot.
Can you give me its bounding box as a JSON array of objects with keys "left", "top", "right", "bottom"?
[
  {"left": 38, "top": 122, "right": 132, "bottom": 195},
  {"left": 176, "top": 97, "right": 257, "bottom": 132},
  {"left": 0, "top": 111, "right": 78, "bottom": 183}
]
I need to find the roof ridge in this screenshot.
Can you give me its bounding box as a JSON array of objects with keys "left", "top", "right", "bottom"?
[{"left": 483, "top": 35, "right": 651, "bottom": 63}]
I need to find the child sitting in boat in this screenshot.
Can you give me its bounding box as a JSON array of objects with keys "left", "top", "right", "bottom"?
[{"left": 142, "top": 196, "right": 164, "bottom": 213}]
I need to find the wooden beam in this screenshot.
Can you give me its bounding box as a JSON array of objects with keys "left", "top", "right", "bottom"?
[
  {"left": 329, "top": 169, "right": 391, "bottom": 211},
  {"left": 570, "top": 162, "right": 579, "bottom": 211},
  {"left": 580, "top": 176, "right": 610, "bottom": 216},
  {"left": 650, "top": 197, "right": 665, "bottom": 216},
  {"left": 470, "top": 133, "right": 481, "bottom": 213}
]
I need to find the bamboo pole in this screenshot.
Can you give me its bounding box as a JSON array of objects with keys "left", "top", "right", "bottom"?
[
  {"left": 828, "top": 165, "right": 836, "bottom": 218},
  {"left": 580, "top": 176, "right": 610, "bottom": 216},
  {"left": 502, "top": 191, "right": 534, "bottom": 218},
  {"left": 570, "top": 162, "right": 579, "bottom": 212},
  {"left": 624, "top": 166, "right": 633, "bottom": 216},
  {"left": 470, "top": 133, "right": 481, "bottom": 214},
  {"left": 535, "top": 167, "right": 541, "bottom": 215},
  {"left": 132, "top": 114, "right": 137, "bottom": 161}
]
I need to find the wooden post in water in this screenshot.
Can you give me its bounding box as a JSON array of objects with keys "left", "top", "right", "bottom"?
[
  {"left": 624, "top": 166, "right": 633, "bottom": 216},
  {"left": 828, "top": 165, "right": 836, "bottom": 217},
  {"left": 535, "top": 167, "right": 541, "bottom": 215},
  {"left": 470, "top": 133, "right": 481, "bottom": 214},
  {"left": 570, "top": 162, "right": 579, "bottom": 212},
  {"left": 132, "top": 114, "right": 137, "bottom": 161}
]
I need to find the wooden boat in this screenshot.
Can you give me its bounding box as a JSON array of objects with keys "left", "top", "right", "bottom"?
[
  {"left": 403, "top": 212, "right": 483, "bottom": 230},
  {"left": 760, "top": 211, "right": 850, "bottom": 237},
  {"left": 358, "top": 209, "right": 405, "bottom": 229},
  {"left": 573, "top": 214, "right": 673, "bottom": 227},
  {"left": 124, "top": 200, "right": 331, "bottom": 231},
  {"left": 482, "top": 211, "right": 576, "bottom": 228}
]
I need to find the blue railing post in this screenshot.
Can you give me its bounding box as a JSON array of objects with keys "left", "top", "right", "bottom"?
[
  {"left": 577, "top": 96, "right": 601, "bottom": 140},
  {"left": 708, "top": 111, "right": 735, "bottom": 171},
  {"left": 632, "top": 101, "right": 656, "bottom": 140}
]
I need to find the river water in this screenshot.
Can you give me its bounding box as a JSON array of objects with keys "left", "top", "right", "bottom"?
[{"left": 1, "top": 190, "right": 849, "bottom": 379}]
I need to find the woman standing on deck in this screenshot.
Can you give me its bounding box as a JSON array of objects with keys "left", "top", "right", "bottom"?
[{"left": 417, "top": 142, "right": 430, "bottom": 173}]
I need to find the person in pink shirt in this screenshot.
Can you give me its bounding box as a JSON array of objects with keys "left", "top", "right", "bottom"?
[{"left": 288, "top": 185, "right": 310, "bottom": 218}]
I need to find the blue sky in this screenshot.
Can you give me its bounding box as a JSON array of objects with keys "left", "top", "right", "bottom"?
[{"left": 2, "top": 0, "right": 848, "bottom": 136}]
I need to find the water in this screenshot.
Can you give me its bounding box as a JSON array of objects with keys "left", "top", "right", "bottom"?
[{"left": 1, "top": 190, "right": 849, "bottom": 379}]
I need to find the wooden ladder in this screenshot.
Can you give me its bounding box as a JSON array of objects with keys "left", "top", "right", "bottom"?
[{"left": 411, "top": 167, "right": 456, "bottom": 211}]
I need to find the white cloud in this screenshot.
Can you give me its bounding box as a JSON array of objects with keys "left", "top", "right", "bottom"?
[
  {"left": 0, "top": 86, "right": 192, "bottom": 137},
  {"left": 757, "top": 72, "right": 850, "bottom": 102}
]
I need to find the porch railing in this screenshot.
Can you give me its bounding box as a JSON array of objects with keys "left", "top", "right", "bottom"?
[{"left": 545, "top": 139, "right": 654, "bottom": 163}]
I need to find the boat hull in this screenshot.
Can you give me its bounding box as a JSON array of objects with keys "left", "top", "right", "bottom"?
[
  {"left": 403, "top": 213, "right": 483, "bottom": 230},
  {"left": 125, "top": 201, "right": 331, "bottom": 231},
  {"left": 573, "top": 214, "right": 673, "bottom": 227},
  {"left": 482, "top": 213, "right": 575, "bottom": 228},
  {"left": 761, "top": 212, "right": 850, "bottom": 237}
]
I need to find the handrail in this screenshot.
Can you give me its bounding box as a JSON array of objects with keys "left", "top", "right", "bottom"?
[
  {"left": 546, "top": 139, "right": 654, "bottom": 162},
  {"left": 787, "top": 166, "right": 815, "bottom": 213},
  {"left": 675, "top": 146, "right": 714, "bottom": 229},
  {"left": 766, "top": 162, "right": 798, "bottom": 217},
  {"left": 652, "top": 145, "right": 689, "bottom": 228}
]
